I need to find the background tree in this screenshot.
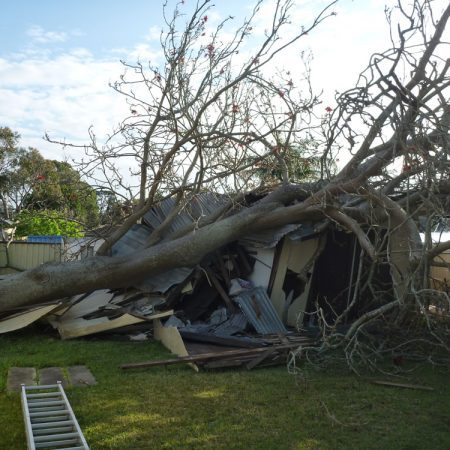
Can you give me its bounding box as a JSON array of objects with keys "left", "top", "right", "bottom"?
[
  {"left": 15, "top": 210, "right": 84, "bottom": 238},
  {"left": 0, "top": 127, "right": 20, "bottom": 219},
  {"left": 0, "top": 128, "right": 100, "bottom": 235},
  {"left": 248, "top": 139, "right": 321, "bottom": 187}
]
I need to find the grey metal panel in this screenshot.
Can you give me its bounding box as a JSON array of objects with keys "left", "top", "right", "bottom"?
[
  {"left": 110, "top": 224, "right": 193, "bottom": 293},
  {"left": 142, "top": 192, "right": 228, "bottom": 235},
  {"left": 111, "top": 224, "right": 151, "bottom": 256},
  {"left": 288, "top": 222, "right": 322, "bottom": 241},
  {"left": 0, "top": 242, "right": 63, "bottom": 270},
  {"left": 240, "top": 224, "right": 300, "bottom": 248},
  {"left": 134, "top": 267, "right": 193, "bottom": 293},
  {"left": 233, "top": 287, "right": 287, "bottom": 334},
  {"left": 213, "top": 312, "right": 248, "bottom": 336}
]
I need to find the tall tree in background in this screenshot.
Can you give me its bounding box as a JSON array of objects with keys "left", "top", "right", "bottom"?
[
  {"left": 0, "top": 128, "right": 100, "bottom": 235},
  {"left": 0, "top": 127, "right": 20, "bottom": 219}
]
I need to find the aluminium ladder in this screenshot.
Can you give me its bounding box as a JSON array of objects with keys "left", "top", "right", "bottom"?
[{"left": 21, "top": 381, "right": 89, "bottom": 450}]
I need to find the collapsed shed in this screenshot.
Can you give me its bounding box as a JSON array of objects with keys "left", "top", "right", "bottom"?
[{"left": 0, "top": 192, "right": 379, "bottom": 369}]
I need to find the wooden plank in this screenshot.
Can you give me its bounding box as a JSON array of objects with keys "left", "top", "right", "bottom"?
[
  {"left": 215, "top": 251, "right": 231, "bottom": 288},
  {"left": 120, "top": 343, "right": 297, "bottom": 369},
  {"left": 205, "top": 268, "right": 235, "bottom": 311},
  {"left": 371, "top": 380, "right": 434, "bottom": 391},
  {"left": 57, "top": 310, "right": 172, "bottom": 339},
  {"left": 0, "top": 304, "right": 62, "bottom": 334},
  {"left": 180, "top": 330, "right": 263, "bottom": 348},
  {"left": 236, "top": 245, "right": 253, "bottom": 276},
  {"left": 203, "top": 359, "right": 246, "bottom": 369},
  {"left": 246, "top": 347, "right": 278, "bottom": 370}
]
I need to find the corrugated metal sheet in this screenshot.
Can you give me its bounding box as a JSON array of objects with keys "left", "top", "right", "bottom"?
[
  {"left": 111, "top": 223, "right": 192, "bottom": 293},
  {"left": 136, "top": 267, "right": 193, "bottom": 293},
  {"left": 213, "top": 312, "right": 248, "bottom": 336},
  {"left": 0, "top": 242, "right": 63, "bottom": 271},
  {"left": 240, "top": 222, "right": 321, "bottom": 248},
  {"left": 240, "top": 224, "right": 301, "bottom": 248},
  {"left": 141, "top": 192, "right": 320, "bottom": 250},
  {"left": 142, "top": 192, "right": 228, "bottom": 235},
  {"left": 111, "top": 224, "right": 151, "bottom": 256},
  {"left": 234, "top": 287, "right": 287, "bottom": 334},
  {"left": 109, "top": 193, "right": 230, "bottom": 293}
]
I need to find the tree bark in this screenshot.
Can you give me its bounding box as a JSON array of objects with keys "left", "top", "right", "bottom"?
[{"left": 0, "top": 198, "right": 323, "bottom": 312}]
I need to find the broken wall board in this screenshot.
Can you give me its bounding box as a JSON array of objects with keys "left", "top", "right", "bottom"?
[
  {"left": 0, "top": 303, "right": 62, "bottom": 334},
  {"left": 57, "top": 310, "right": 172, "bottom": 339},
  {"left": 153, "top": 319, "right": 199, "bottom": 371},
  {"left": 246, "top": 247, "right": 275, "bottom": 290},
  {"left": 61, "top": 290, "right": 115, "bottom": 321},
  {"left": 154, "top": 319, "right": 189, "bottom": 356},
  {"left": 270, "top": 237, "right": 319, "bottom": 327}
]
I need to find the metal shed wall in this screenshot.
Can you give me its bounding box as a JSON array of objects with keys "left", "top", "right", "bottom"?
[{"left": 0, "top": 242, "right": 63, "bottom": 270}]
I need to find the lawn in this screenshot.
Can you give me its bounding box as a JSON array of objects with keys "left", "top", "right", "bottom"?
[{"left": 0, "top": 326, "right": 449, "bottom": 449}]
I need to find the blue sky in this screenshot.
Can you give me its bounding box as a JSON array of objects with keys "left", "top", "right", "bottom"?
[
  {"left": 3, "top": 0, "right": 443, "bottom": 163},
  {"left": 2, "top": 1, "right": 161, "bottom": 56}
]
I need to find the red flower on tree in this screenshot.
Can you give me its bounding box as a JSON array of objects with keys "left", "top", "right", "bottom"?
[
  {"left": 325, "top": 106, "right": 333, "bottom": 113},
  {"left": 206, "top": 43, "right": 215, "bottom": 57},
  {"left": 402, "top": 164, "right": 412, "bottom": 172}
]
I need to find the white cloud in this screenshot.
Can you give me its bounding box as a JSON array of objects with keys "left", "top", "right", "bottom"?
[
  {"left": 145, "top": 26, "right": 162, "bottom": 42},
  {"left": 127, "top": 43, "right": 162, "bottom": 63},
  {"left": 27, "top": 25, "right": 68, "bottom": 44},
  {"left": 0, "top": 48, "right": 130, "bottom": 160}
]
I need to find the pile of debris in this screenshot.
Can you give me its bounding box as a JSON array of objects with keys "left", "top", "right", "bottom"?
[{"left": 0, "top": 193, "right": 325, "bottom": 369}]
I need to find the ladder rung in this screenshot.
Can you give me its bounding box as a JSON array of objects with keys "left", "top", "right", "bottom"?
[
  {"left": 59, "top": 447, "right": 87, "bottom": 450},
  {"left": 29, "top": 400, "right": 66, "bottom": 408},
  {"left": 30, "top": 409, "right": 69, "bottom": 418},
  {"left": 24, "top": 384, "right": 60, "bottom": 390},
  {"left": 30, "top": 407, "right": 66, "bottom": 415},
  {"left": 32, "top": 420, "right": 75, "bottom": 429},
  {"left": 31, "top": 415, "right": 70, "bottom": 424},
  {"left": 34, "top": 432, "right": 80, "bottom": 442},
  {"left": 27, "top": 392, "right": 63, "bottom": 399},
  {"left": 33, "top": 426, "right": 74, "bottom": 435},
  {"left": 35, "top": 438, "right": 79, "bottom": 448},
  {"left": 58, "top": 447, "right": 87, "bottom": 450},
  {"left": 28, "top": 398, "right": 62, "bottom": 405},
  {"left": 28, "top": 395, "right": 62, "bottom": 401}
]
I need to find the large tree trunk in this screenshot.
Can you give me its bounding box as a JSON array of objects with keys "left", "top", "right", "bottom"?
[{"left": 0, "top": 198, "right": 324, "bottom": 311}]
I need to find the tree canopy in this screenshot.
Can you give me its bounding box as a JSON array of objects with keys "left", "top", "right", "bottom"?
[{"left": 0, "top": 128, "right": 100, "bottom": 235}]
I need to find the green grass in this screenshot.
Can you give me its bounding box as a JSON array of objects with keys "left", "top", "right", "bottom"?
[{"left": 1, "top": 326, "right": 449, "bottom": 449}]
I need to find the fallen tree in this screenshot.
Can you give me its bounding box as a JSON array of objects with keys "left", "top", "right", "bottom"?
[{"left": 1, "top": 0, "right": 450, "bottom": 368}]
